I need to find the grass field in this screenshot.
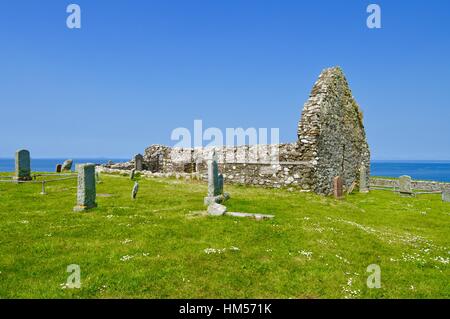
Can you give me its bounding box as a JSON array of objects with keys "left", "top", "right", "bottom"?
[{"left": 0, "top": 172, "right": 449, "bottom": 298}]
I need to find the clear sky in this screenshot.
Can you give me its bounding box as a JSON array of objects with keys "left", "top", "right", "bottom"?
[{"left": 0, "top": 0, "right": 449, "bottom": 160}]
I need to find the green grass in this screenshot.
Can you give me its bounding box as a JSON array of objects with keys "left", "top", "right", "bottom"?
[{"left": 0, "top": 172, "right": 449, "bottom": 299}]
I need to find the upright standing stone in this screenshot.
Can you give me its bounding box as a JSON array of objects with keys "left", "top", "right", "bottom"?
[
  {"left": 399, "top": 175, "right": 413, "bottom": 195},
  {"left": 333, "top": 176, "right": 343, "bottom": 199},
  {"left": 61, "top": 159, "right": 73, "bottom": 171},
  {"left": 359, "top": 165, "right": 369, "bottom": 193},
  {"left": 73, "top": 164, "right": 97, "bottom": 212},
  {"left": 14, "top": 149, "right": 32, "bottom": 181},
  {"left": 130, "top": 169, "right": 136, "bottom": 180},
  {"left": 442, "top": 190, "right": 450, "bottom": 202},
  {"left": 132, "top": 182, "right": 139, "bottom": 200},
  {"left": 134, "top": 154, "right": 143, "bottom": 171},
  {"left": 56, "top": 164, "right": 62, "bottom": 173}
]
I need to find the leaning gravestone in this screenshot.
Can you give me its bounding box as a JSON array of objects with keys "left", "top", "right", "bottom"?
[
  {"left": 14, "top": 149, "right": 32, "bottom": 181},
  {"left": 399, "top": 175, "right": 413, "bottom": 195},
  {"left": 333, "top": 176, "right": 343, "bottom": 199},
  {"left": 359, "top": 165, "right": 369, "bottom": 193},
  {"left": 442, "top": 190, "right": 450, "bottom": 203},
  {"left": 347, "top": 181, "right": 357, "bottom": 195},
  {"left": 73, "top": 164, "right": 97, "bottom": 212},
  {"left": 134, "top": 154, "right": 143, "bottom": 171},
  {"left": 130, "top": 169, "right": 136, "bottom": 180},
  {"left": 56, "top": 164, "right": 62, "bottom": 173},
  {"left": 61, "top": 159, "right": 73, "bottom": 171}
]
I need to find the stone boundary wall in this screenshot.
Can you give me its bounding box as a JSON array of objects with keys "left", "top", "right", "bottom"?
[
  {"left": 142, "top": 143, "right": 315, "bottom": 190},
  {"left": 370, "top": 178, "right": 450, "bottom": 192}
]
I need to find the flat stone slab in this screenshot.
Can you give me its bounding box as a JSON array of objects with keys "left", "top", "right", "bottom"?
[
  {"left": 226, "top": 212, "right": 274, "bottom": 220},
  {"left": 97, "top": 193, "right": 113, "bottom": 197}
]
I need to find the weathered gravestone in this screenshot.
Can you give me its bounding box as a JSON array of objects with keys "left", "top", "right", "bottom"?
[
  {"left": 61, "top": 159, "right": 73, "bottom": 171},
  {"left": 333, "top": 176, "right": 343, "bottom": 199},
  {"left": 14, "top": 149, "right": 32, "bottom": 181},
  {"left": 442, "top": 190, "right": 450, "bottom": 203},
  {"left": 73, "top": 164, "right": 97, "bottom": 212},
  {"left": 134, "top": 154, "right": 143, "bottom": 171},
  {"left": 132, "top": 182, "right": 139, "bottom": 200},
  {"left": 204, "top": 151, "right": 229, "bottom": 206},
  {"left": 359, "top": 165, "right": 369, "bottom": 193},
  {"left": 399, "top": 175, "right": 413, "bottom": 195},
  {"left": 56, "top": 164, "right": 62, "bottom": 173},
  {"left": 130, "top": 169, "right": 136, "bottom": 180}
]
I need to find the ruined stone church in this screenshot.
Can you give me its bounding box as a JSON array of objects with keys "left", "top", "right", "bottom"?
[{"left": 119, "top": 67, "right": 370, "bottom": 195}]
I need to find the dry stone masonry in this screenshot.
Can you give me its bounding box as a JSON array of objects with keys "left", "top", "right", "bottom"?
[{"left": 108, "top": 67, "right": 370, "bottom": 195}]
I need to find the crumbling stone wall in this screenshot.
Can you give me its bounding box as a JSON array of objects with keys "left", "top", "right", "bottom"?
[
  {"left": 297, "top": 67, "right": 370, "bottom": 194},
  {"left": 111, "top": 67, "right": 370, "bottom": 195}
]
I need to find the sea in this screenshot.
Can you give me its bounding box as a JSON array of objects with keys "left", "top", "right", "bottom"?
[{"left": 0, "top": 159, "right": 449, "bottom": 183}]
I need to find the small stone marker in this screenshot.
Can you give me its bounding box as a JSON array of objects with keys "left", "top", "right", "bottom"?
[
  {"left": 442, "top": 190, "right": 450, "bottom": 202},
  {"left": 207, "top": 203, "right": 227, "bottom": 216},
  {"left": 359, "top": 165, "right": 369, "bottom": 193},
  {"left": 333, "top": 176, "right": 343, "bottom": 199},
  {"left": 56, "top": 164, "right": 62, "bottom": 173},
  {"left": 132, "top": 182, "right": 139, "bottom": 200},
  {"left": 61, "top": 159, "right": 73, "bottom": 171},
  {"left": 134, "top": 154, "right": 143, "bottom": 171},
  {"left": 73, "top": 163, "right": 97, "bottom": 212},
  {"left": 399, "top": 175, "right": 413, "bottom": 195},
  {"left": 130, "top": 169, "right": 136, "bottom": 180},
  {"left": 14, "top": 149, "right": 32, "bottom": 181}
]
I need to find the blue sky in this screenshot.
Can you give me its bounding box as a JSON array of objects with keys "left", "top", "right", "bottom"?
[{"left": 0, "top": 0, "right": 449, "bottom": 160}]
